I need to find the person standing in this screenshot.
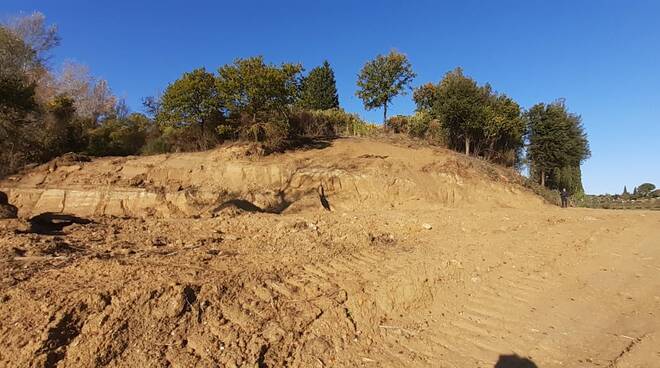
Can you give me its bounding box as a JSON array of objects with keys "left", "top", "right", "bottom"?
[{"left": 560, "top": 188, "right": 569, "bottom": 208}]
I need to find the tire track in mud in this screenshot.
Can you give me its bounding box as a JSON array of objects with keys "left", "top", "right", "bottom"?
[{"left": 278, "top": 220, "right": 605, "bottom": 367}]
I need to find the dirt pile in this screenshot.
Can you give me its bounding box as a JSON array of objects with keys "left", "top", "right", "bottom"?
[
  {"left": 0, "top": 138, "right": 542, "bottom": 219},
  {"left": 1, "top": 137, "right": 658, "bottom": 367}
]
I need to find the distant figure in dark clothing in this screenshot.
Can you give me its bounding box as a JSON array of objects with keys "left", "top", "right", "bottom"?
[{"left": 560, "top": 188, "right": 569, "bottom": 208}]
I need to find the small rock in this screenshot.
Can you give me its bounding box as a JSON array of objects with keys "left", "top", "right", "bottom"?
[{"left": 422, "top": 223, "right": 433, "bottom": 230}]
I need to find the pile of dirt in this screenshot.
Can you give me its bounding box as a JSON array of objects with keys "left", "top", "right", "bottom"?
[{"left": 0, "top": 138, "right": 543, "bottom": 219}]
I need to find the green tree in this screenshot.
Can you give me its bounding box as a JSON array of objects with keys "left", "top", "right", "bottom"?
[
  {"left": 412, "top": 83, "right": 437, "bottom": 112},
  {"left": 636, "top": 183, "right": 656, "bottom": 196},
  {"left": 430, "top": 68, "right": 488, "bottom": 155},
  {"left": 526, "top": 100, "right": 590, "bottom": 191},
  {"left": 0, "top": 25, "right": 41, "bottom": 176},
  {"left": 41, "top": 94, "right": 89, "bottom": 158},
  {"left": 0, "top": 26, "right": 38, "bottom": 113},
  {"left": 482, "top": 93, "right": 525, "bottom": 166},
  {"left": 216, "top": 56, "right": 302, "bottom": 146},
  {"left": 156, "top": 68, "right": 222, "bottom": 151},
  {"left": 157, "top": 68, "right": 222, "bottom": 128},
  {"left": 356, "top": 50, "right": 415, "bottom": 123},
  {"left": 299, "top": 61, "right": 339, "bottom": 110},
  {"left": 87, "top": 113, "right": 149, "bottom": 156}
]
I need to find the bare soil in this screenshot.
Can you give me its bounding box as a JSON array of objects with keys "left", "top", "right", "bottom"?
[{"left": 0, "top": 138, "right": 658, "bottom": 367}]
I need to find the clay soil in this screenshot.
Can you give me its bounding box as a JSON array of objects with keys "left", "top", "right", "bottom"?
[{"left": 0, "top": 138, "right": 658, "bottom": 367}]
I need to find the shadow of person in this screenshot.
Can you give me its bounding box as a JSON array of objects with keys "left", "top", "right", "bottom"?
[{"left": 494, "top": 354, "right": 538, "bottom": 368}]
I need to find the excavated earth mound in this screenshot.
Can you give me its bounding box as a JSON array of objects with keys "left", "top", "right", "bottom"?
[
  {"left": 1, "top": 137, "right": 659, "bottom": 368},
  {"left": 0, "top": 138, "right": 542, "bottom": 219}
]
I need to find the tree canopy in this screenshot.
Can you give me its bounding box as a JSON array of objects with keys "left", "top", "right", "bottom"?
[
  {"left": 299, "top": 61, "right": 339, "bottom": 110},
  {"left": 216, "top": 56, "right": 302, "bottom": 144},
  {"left": 526, "top": 100, "right": 590, "bottom": 191},
  {"left": 412, "top": 68, "right": 524, "bottom": 166},
  {"left": 157, "top": 68, "right": 222, "bottom": 128},
  {"left": 356, "top": 50, "right": 415, "bottom": 123}
]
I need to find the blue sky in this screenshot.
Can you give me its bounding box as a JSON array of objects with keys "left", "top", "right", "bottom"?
[{"left": 2, "top": 0, "right": 658, "bottom": 194}]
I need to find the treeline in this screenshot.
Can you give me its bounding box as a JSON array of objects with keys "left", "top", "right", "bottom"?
[
  {"left": 146, "top": 58, "right": 372, "bottom": 153},
  {"left": 1, "top": 13, "right": 136, "bottom": 176},
  {"left": 0, "top": 13, "right": 373, "bottom": 177},
  {"left": 1, "top": 13, "right": 590, "bottom": 195},
  {"left": 354, "top": 51, "right": 590, "bottom": 194},
  {"left": 577, "top": 183, "right": 659, "bottom": 210}
]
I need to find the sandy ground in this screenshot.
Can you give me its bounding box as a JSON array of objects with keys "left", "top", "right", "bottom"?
[{"left": 0, "top": 139, "right": 658, "bottom": 367}]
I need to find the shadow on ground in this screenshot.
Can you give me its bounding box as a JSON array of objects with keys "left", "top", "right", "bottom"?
[{"left": 494, "top": 354, "right": 538, "bottom": 368}]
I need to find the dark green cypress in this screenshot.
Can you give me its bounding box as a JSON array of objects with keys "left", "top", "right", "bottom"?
[{"left": 299, "top": 61, "right": 339, "bottom": 110}]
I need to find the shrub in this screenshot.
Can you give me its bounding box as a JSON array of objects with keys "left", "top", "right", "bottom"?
[
  {"left": 86, "top": 118, "right": 147, "bottom": 156},
  {"left": 385, "top": 115, "right": 410, "bottom": 133},
  {"left": 290, "top": 108, "right": 376, "bottom": 138}
]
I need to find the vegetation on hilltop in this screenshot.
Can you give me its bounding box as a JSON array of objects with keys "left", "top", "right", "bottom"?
[{"left": 1, "top": 12, "right": 599, "bottom": 203}]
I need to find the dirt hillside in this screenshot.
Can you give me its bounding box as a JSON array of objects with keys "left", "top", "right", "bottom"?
[{"left": 0, "top": 138, "right": 658, "bottom": 368}]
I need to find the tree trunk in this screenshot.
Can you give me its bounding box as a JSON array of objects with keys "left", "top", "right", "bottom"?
[
  {"left": 540, "top": 168, "right": 545, "bottom": 187},
  {"left": 464, "top": 136, "right": 470, "bottom": 155},
  {"left": 383, "top": 103, "right": 388, "bottom": 124}
]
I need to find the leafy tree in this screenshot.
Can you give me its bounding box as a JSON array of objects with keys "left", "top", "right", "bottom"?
[
  {"left": 412, "top": 83, "right": 436, "bottom": 112},
  {"left": 216, "top": 56, "right": 302, "bottom": 146},
  {"left": 157, "top": 68, "right": 221, "bottom": 128},
  {"left": 299, "top": 61, "right": 339, "bottom": 110},
  {"left": 156, "top": 68, "right": 223, "bottom": 151},
  {"left": 356, "top": 50, "right": 415, "bottom": 123},
  {"left": 636, "top": 183, "right": 656, "bottom": 196},
  {"left": 526, "top": 100, "right": 590, "bottom": 190},
  {"left": 0, "top": 25, "right": 41, "bottom": 176},
  {"left": 0, "top": 25, "right": 38, "bottom": 112},
  {"left": 413, "top": 68, "right": 524, "bottom": 165},
  {"left": 429, "top": 67, "right": 488, "bottom": 155},
  {"left": 482, "top": 93, "right": 525, "bottom": 166},
  {"left": 42, "top": 94, "right": 87, "bottom": 157},
  {"left": 87, "top": 113, "right": 149, "bottom": 156}
]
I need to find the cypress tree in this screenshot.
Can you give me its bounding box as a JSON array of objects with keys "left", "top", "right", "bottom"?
[{"left": 299, "top": 61, "right": 339, "bottom": 110}]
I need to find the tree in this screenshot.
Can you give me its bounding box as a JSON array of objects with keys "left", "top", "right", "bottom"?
[
  {"left": 413, "top": 68, "right": 525, "bottom": 164},
  {"left": 156, "top": 68, "right": 222, "bottom": 151},
  {"left": 56, "top": 62, "right": 116, "bottom": 123},
  {"left": 0, "top": 25, "right": 41, "bottom": 176},
  {"left": 157, "top": 68, "right": 222, "bottom": 128},
  {"left": 430, "top": 68, "right": 488, "bottom": 155},
  {"left": 216, "top": 56, "right": 302, "bottom": 145},
  {"left": 299, "top": 61, "right": 339, "bottom": 110},
  {"left": 412, "top": 83, "right": 436, "bottom": 112},
  {"left": 526, "top": 100, "right": 590, "bottom": 191},
  {"left": 622, "top": 186, "right": 629, "bottom": 195},
  {"left": 87, "top": 113, "right": 149, "bottom": 156},
  {"left": 6, "top": 12, "right": 59, "bottom": 63},
  {"left": 482, "top": 93, "right": 525, "bottom": 166},
  {"left": 636, "top": 183, "right": 656, "bottom": 196},
  {"left": 356, "top": 50, "right": 415, "bottom": 123}
]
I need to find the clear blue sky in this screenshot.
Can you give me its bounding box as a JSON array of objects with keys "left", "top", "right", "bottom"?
[{"left": 2, "top": 0, "right": 658, "bottom": 194}]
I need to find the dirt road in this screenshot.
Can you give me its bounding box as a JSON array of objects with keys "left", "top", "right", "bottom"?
[{"left": 1, "top": 206, "right": 658, "bottom": 367}]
